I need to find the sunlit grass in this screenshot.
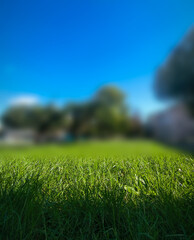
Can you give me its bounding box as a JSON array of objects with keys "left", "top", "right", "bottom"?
[{"left": 0, "top": 141, "right": 193, "bottom": 239}]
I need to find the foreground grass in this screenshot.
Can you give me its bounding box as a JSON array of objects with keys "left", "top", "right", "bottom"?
[{"left": 0, "top": 141, "right": 193, "bottom": 240}]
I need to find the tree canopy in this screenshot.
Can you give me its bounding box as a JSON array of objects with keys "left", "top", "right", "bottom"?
[
  {"left": 154, "top": 27, "right": 194, "bottom": 109},
  {"left": 2, "top": 86, "right": 135, "bottom": 138},
  {"left": 2, "top": 105, "right": 65, "bottom": 133},
  {"left": 64, "top": 86, "right": 129, "bottom": 137}
]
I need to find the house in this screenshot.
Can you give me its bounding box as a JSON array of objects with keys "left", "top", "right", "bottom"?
[
  {"left": 0, "top": 128, "right": 36, "bottom": 145},
  {"left": 35, "top": 130, "right": 68, "bottom": 143},
  {"left": 147, "top": 104, "right": 194, "bottom": 147}
]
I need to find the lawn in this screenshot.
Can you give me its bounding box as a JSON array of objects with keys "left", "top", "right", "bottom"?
[{"left": 0, "top": 141, "right": 193, "bottom": 240}]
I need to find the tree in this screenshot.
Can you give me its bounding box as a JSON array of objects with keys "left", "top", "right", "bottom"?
[
  {"left": 64, "top": 86, "right": 130, "bottom": 138},
  {"left": 94, "top": 86, "right": 125, "bottom": 107},
  {"left": 2, "top": 106, "right": 36, "bottom": 129},
  {"left": 92, "top": 86, "right": 129, "bottom": 137},
  {"left": 154, "top": 27, "right": 194, "bottom": 111},
  {"left": 2, "top": 86, "right": 131, "bottom": 138},
  {"left": 2, "top": 104, "right": 65, "bottom": 133}
]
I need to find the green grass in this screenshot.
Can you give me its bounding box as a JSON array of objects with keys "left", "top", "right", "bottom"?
[{"left": 0, "top": 140, "right": 193, "bottom": 240}]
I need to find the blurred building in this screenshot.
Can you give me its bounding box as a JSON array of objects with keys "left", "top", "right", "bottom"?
[
  {"left": 0, "top": 127, "right": 68, "bottom": 145},
  {"left": 0, "top": 128, "right": 36, "bottom": 145},
  {"left": 35, "top": 130, "right": 68, "bottom": 143},
  {"left": 147, "top": 104, "right": 194, "bottom": 148}
]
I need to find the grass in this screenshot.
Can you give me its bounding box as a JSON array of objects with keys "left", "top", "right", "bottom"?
[{"left": 0, "top": 140, "right": 193, "bottom": 240}]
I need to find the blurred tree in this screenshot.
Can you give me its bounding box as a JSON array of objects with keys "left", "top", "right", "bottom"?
[
  {"left": 154, "top": 27, "right": 194, "bottom": 112},
  {"left": 64, "top": 86, "right": 130, "bottom": 138},
  {"left": 2, "top": 106, "right": 35, "bottom": 129},
  {"left": 92, "top": 86, "right": 129, "bottom": 137},
  {"left": 2, "top": 86, "right": 132, "bottom": 139},
  {"left": 36, "top": 105, "right": 64, "bottom": 133},
  {"left": 2, "top": 104, "right": 65, "bottom": 133},
  {"left": 94, "top": 86, "right": 125, "bottom": 107}
]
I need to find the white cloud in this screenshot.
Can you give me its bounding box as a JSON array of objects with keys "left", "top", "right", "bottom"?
[{"left": 10, "top": 95, "right": 39, "bottom": 106}]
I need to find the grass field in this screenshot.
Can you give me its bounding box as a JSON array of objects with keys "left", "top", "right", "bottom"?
[{"left": 0, "top": 141, "right": 193, "bottom": 240}]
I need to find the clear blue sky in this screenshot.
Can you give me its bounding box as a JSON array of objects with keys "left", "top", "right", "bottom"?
[{"left": 0, "top": 0, "right": 194, "bottom": 118}]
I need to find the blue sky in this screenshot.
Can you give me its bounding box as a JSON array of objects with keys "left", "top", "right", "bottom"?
[{"left": 0, "top": 0, "right": 194, "bottom": 118}]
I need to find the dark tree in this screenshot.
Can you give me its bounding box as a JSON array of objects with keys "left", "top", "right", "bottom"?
[
  {"left": 154, "top": 27, "right": 194, "bottom": 111},
  {"left": 64, "top": 86, "right": 130, "bottom": 138},
  {"left": 2, "top": 104, "right": 64, "bottom": 133}
]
